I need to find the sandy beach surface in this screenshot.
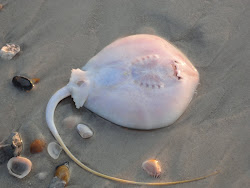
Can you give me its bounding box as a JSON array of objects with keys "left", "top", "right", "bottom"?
[{"left": 0, "top": 0, "right": 250, "bottom": 187}]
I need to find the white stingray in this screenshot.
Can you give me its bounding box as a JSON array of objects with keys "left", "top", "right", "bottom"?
[{"left": 46, "top": 34, "right": 218, "bottom": 185}]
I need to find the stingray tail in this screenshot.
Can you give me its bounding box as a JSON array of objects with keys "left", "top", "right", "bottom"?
[{"left": 46, "top": 86, "right": 219, "bottom": 185}]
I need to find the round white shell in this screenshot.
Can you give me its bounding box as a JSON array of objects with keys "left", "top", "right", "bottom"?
[
  {"left": 47, "top": 142, "right": 62, "bottom": 159},
  {"left": 7, "top": 157, "right": 32, "bottom": 179},
  {"left": 142, "top": 159, "right": 161, "bottom": 178},
  {"left": 76, "top": 124, "right": 93, "bottom": 139}
]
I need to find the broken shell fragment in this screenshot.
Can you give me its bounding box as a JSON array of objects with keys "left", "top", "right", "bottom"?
[
  {"left": 76, "top": 124, "right": 93, "bottom": 139},
  {"left": 0, "top": 4, "right": 3, "bottom": 10},
  {"left": 47, "top": 142, "right": 62, "bottom": 159},
  {"left": 142, "top": 159, "right": 161, "bottom": 178},
  {"left": 12, "top": 76, "right": 40, "bottom": 91},
  {"left": 49, "top": 162, "right": 70, "bottom": 188},
  {"left": 7, "top": 157, "right": 32, "bottom": 179},
  {"left": 0, "top": 132, "right": 23, "bottom": 164},
  {"left": 30, "top": 139, "right": 46, "bottom": 154},
  {"left": 0, "top": 43, "right": 20, "bottom": 60}
]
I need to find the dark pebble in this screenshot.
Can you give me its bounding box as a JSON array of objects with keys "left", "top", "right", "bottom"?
[{"left": 12, "top": 76, "right": 33, "bottom": 91}]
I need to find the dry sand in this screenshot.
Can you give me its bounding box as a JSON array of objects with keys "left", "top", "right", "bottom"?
[{"left": 0, "top": 0, "right": 250, "bottom": 187}]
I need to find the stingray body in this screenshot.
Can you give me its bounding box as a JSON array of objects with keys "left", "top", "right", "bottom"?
[
  {"left": 46, "top": 35, "right": 217, "bottom": 185},
  {"left": 68, "top": 34, "right": 199, "bottom": 129}
]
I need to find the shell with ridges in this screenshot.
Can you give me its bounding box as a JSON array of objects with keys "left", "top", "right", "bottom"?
[{"left": 142, "top": 159, "right": 161, "bottom": 178}]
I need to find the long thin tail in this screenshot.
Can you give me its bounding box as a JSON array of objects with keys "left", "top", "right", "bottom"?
[{"left": 46, "top": 86, "right": 219, "bottom": 185}]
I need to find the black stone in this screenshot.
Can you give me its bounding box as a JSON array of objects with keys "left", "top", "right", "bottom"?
[{"left": 12, "top": 76, "right": 33, "bottom": 91}]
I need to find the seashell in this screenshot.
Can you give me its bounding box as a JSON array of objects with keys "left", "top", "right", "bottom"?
[
  {"left": 0, "top": 43, "right": 20, "bottom": 60},
  {"left": 30, "top": 139, "right": 46, "bottom": 154},
  {"left": 47, "top": 142, "right": 62, "bottom": 159},
  {"left": 55, "top": 162, "right": 70, "bottom": 185},
  {"left": 76, "top": 124, "right": 93, "bottom": 139},
  {"left": 49, "top": 162, "right": 70, "bottom": 188},
  {"left": 7, "top": 156, "right": 32, "bottom": 179},
  {"left": 142, "top": 159, "right": 161, "bottom": 178},
  {"left": 0, "top": 4, "right": 3, "bottom": 10},
  {"left": 12, "top": 76, "right": 40, "bottom": 91},
  {"left": 0, "top": 132, "right": 23, "bottom": 164}
]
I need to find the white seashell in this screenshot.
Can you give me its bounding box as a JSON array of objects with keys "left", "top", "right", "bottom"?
[
  {"left": 7, "top": 157, "right": 32, "bottom": 179},
  {"left": 142, "top": 159, "right": 161, "bottom": 178},
  {"left": 76, "top": 124, "right": 93, "bottom": 139},
  {"left": 0, "top": 43, "right": 20, "bottom": 60},
  {"left": 47, "top": 142, "right": 62, "bottom": 159}
]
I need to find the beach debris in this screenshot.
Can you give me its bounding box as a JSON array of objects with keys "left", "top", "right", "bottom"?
[
  {"left": 142, "top": 159, "right": 161, "bottom": 178},
  {"left": 49, "top": 162, "right": 70, "bottom": 188},
  {"left": 0, "top": 43, "right": 20, "bottom": 60},
  {"left": 62, "top": 116, "right": 81, "bottom": 129},
  {"left": 0, "top": 132, "right": 23, "bottom": 165},
  {"left": 7, "top": 156, "right": 32, "bottom": 179},
  {"left": 0, "top": 4, "right": 3, "bottom": 10},
  {"left": 36, "top": 172, "right": 48, "bottom": 180},
  {"left": 47, "top": 142, "right": 62, "bottom": 159},
  {"left": 30, "top": 139, "right": 46, "bottom": 154},
  {"left": 76, "top": 124, "right": 93, "bottom": 139},
  {"left": 12, "top": 76, "right": 40, "bottom": 91}
]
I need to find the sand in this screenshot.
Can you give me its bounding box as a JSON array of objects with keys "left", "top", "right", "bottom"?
[{"left": 0, "top": 0, "right": 250, "bottom": 187}]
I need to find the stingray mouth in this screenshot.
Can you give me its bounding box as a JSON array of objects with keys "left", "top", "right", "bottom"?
[
  {"left": 130, "top": 55, "right": 183, "bottom": 89},
  {"left": 172, "top": 61, "right": 182, "bottom": 80}
]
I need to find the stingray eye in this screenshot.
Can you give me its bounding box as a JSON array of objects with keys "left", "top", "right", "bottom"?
[{"left": 76, "top": 80, "right": 85, "bottom": 86}]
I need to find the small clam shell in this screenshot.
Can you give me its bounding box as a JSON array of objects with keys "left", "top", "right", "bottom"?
[
  {"left": 30, "top": 139, "right": 46, "bottom": 154},
  {"left": 55, "top": 162, "right": 70, "bottom": 185},
  {"left": 76, "top": 124, "right": 93, "bottom": 139},
  {"left": 7, "top": 157, "right": 32, "bottom": 179},
  {"left": 142, "top": 159, "right": 161, "bottom": 178},
  {"left": 47, "top": 142, "right": 62, "bottom": 159}
]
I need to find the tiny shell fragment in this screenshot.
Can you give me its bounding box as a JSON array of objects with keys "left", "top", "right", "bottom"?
[
  {"left": 7, "top": 157, "right": 32, "bottom": 179},
  {"left": 142, "top": 159, "right": 161, "bottom": 178},
  {"left": 76, "top": 124, "right": 93, "bottom": 139},
  {"left": 0, "top": 43, "right": 20, "bottom": 60},
  {"left": 47, "top": 142, "right": 62, "bottom": 159},
  {"left": 0, "top": 132, "right": 23, "bottom": 164},
  {"left": 30, "top": 139, "right": 46, "bottom": 154}
]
